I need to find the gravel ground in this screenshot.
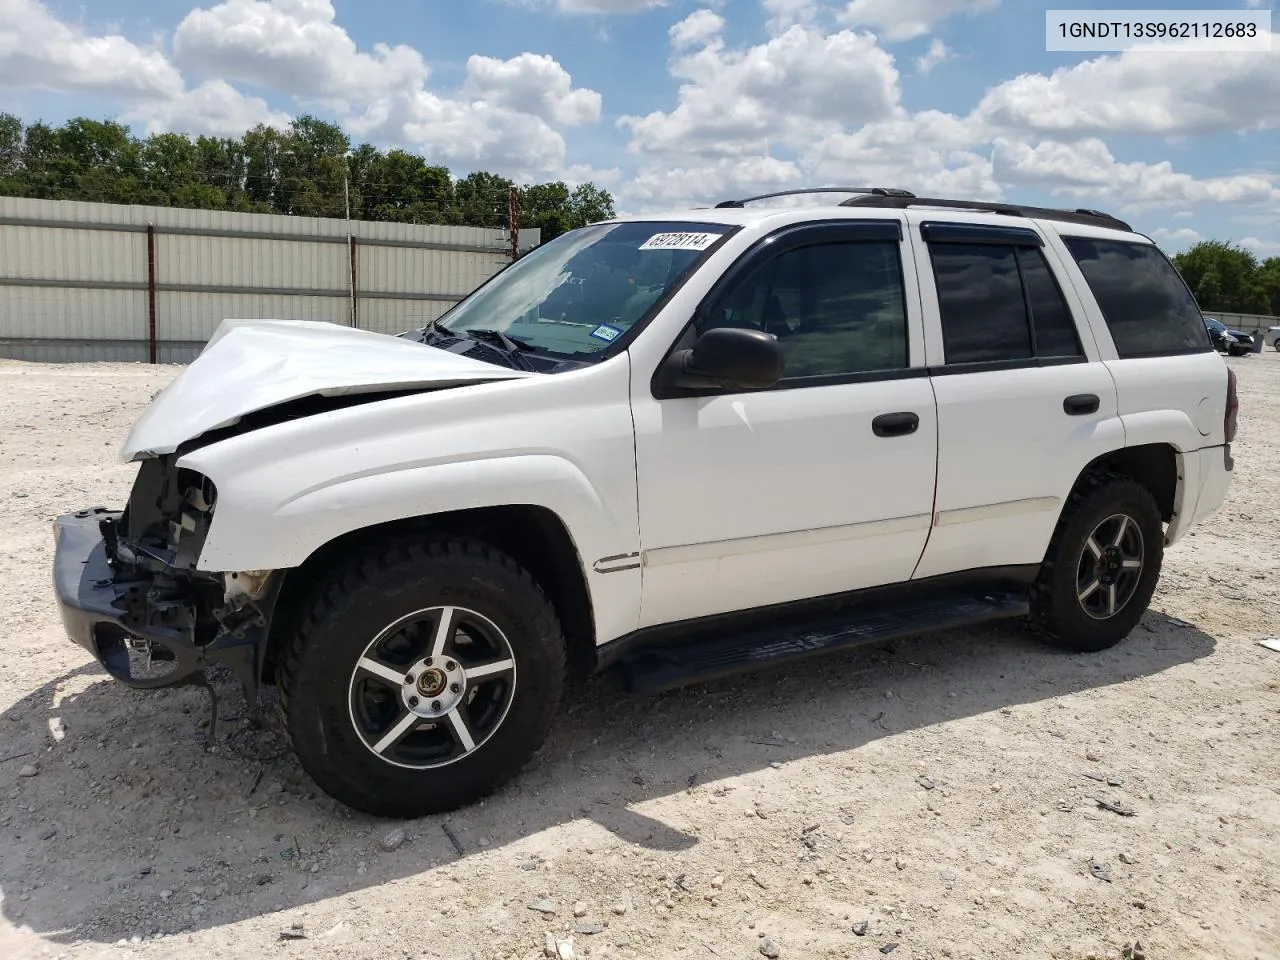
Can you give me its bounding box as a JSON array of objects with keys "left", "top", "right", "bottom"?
[{"left": 1, "top": 351, "right": 1277, "bottom": 960}]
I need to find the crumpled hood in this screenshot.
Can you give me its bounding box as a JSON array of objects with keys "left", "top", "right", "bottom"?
[{"left": 121, "top": 318, "right": 534, "bottom": 460}]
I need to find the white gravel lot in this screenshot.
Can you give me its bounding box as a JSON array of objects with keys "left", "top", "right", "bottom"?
[{"left": 0, "top": 351, "right": 1277, "bottom": 960}]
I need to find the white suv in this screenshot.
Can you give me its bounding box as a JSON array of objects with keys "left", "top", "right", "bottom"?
[{"left": 53, "top": 187, "right": 1238, "bottom": 818}]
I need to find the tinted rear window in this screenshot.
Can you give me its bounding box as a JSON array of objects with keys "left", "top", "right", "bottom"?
[
  {"left": 1062, "top": 238, "right": 1211, "bottom": 358},
  {"left": 930, "top": 244, "right": 1031, "bottom": 363}
]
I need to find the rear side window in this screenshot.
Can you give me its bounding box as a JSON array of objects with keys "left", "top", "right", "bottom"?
[
  {"left": 929, "top": 242, "right": 1084, "bottom": 365},
  {"left": 931, "top": 245, "right": 1030, "bottom": 363},
  {"left": 1062, "top": 237, "right": 1212, "bottom": 358}
]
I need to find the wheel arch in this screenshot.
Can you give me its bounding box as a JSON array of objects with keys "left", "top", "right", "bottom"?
[
  {"left": 1066, "top": 443, "right": 1180, "bottom": 524},
  {"left": 262, "top": 505, "right": 597, "bottom": 684}
]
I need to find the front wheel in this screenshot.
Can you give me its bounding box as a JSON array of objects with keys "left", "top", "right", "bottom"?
[
  {"left": 277, "top": 537, "right": 566, "bottom": 818},
  {"left": 1029, "top": 471, "right": 1163, "bottom": 653}
]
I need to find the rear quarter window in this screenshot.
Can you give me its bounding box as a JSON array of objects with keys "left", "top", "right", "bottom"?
[{"left": 1062, "top": 237, "right": 1212, "bottom": 358}]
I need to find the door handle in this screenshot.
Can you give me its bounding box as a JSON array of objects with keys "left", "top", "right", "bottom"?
[
  {"left": 1063, "top": 394, "right": 1100, "bottom": 416},
  {"left": 872, "top": 412, "right": 920, "bottom": 438}
]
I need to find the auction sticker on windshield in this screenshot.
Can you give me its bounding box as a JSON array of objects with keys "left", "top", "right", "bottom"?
[
  {"left": 640, "top": 232, "right": 722, "bottom": 251},
  {"left": 590, "top": 324, "right": 623, "bottom": 342}
]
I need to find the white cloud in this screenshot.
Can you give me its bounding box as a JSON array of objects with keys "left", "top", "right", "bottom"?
[
  {"left": 976, "top": 37, "right": 1280, "bottom": 136},
  {"left": 0, "top": 0, "right": 183, "bottom": 98},
  {"left": 670, "top": 9, "right": 725, "bottom": 49},
  {"left": 992, "top": 138, "right": 1280, "bottom": 207},
  {"left": 1152, "top": 226, "right": 1203, "bottom": 248},
  {"left": 464, "top": 53, "right": 602, "bottom": 125},
  {"left": 806, "top": 111, "right": 998, "bottom": 199},
  {"left": 1240, "top": 235, "right": 1280, "bottom": 255},
  {"left": 124, "top": 79, "right": 291, "bottom": 137},
  {"left": 620, "top": 155, "right": 804, "bottom": 209},
  {"left": 838, "top": 0, "right": 1000, "bottom": 41},
  {"left": 763, "top": 0, "right": 820, "bottom": 33},
  {"left": 172, "top": 0, "right": 603, "bottom": 177},
  {"left": 619, "top": 25, "right": 900, "bottom": 158},
  {"left": 915, "top": 38, "right": 952, "bottom": 74},
  {"left": 173, "top": 0, "right": 429, "bottom": 105}
]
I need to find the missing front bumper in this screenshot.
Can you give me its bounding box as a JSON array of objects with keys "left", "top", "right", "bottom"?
[{"left": 52, "top": 509, "right": 269, "bottom": 703}]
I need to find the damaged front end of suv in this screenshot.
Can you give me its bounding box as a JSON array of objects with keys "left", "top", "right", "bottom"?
[{"left": 53, "top": 454, "right": 282, "bottom": 730}]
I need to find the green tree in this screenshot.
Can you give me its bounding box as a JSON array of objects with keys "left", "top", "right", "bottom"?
[
  {"left": 362, "top": 148, "right": 452, "bottom": 223},
  {"left": 453, "top": 170, "right": 514, "bottom": 228},
  {"left": 0, "top": 112, "right": 617, "bottom": 241},
  {"left": 0, "top": 113, "right": 21, "bottom": 181},
  {"left": 1172, "top": 240, "right": 1269, "bottom": 314},
  {"left": 519, "top": 180, "right": 573, "bottom": 240},
  {"left": 569, "top": 182, "right": 615, "bottom": 226},
  {"left": 1193, "top": 267, "right": 1223, "bottom": 311},
  {"left": 1258, "top": 257, "right": 1280, "bottom": 316}
]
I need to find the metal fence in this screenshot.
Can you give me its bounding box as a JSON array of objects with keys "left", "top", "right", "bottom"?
[{"left": 0, "top": 197, "right": 539, "bottom": 364}]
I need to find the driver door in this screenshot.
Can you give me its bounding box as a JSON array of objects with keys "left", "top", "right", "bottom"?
[{"left": 629, "top": 219, "right": 940, "bottom": 628}]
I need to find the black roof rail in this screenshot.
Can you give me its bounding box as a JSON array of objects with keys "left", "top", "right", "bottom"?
[
  {"left": 837, "top": 194, "right": 1132, "bottom": 232},
  {"left": 715, "top": 186, "right": 916, "bottom": 209}
]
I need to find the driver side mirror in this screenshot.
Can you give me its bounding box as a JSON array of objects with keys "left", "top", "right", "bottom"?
[{"left": 658, "top": 326, "right": 785, "bottom": 395}]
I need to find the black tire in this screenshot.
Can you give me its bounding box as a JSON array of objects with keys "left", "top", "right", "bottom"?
[
  {"left": 1273, "top": 339, "right": 1280, "bottom": 353},
  {"left": 1029, "top": 471, "right": 1163, "bottom": 653},
  {"left": 277, "top": 537, "right": 565, "bottom": 818}
]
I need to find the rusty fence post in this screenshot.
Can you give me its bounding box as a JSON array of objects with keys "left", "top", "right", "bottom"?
[
  {"left": 146, "top": 223, "right": 158, "bottom": 364},
  {"left": 508, "top": 186, "right": 519, "bottom": 262},
  {"left": 349, "top": 234, "right": 359, "bottom": 327}
]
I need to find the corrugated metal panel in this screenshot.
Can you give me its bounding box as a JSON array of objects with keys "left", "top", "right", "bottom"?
[
  {"left": 358, "top": 246, "right": 504, "bottom": 295},
  {"left": 358, "top": 299, "right": 455, "bottom": 337},
  {"left": 0, "top": 286, "right": 147, "bottom": 340},
  {"left": 0, "top": 224, "right": 142, "bottom": 283},
  {"left": 0, "top": 339, "right": 150, "bottom": 363},
  {"left": 0, "top": 197, "right": 537, "bottom": 362},
  {"left": 157, "top": 292, "right": 350, "bottom": 342},
  {"left": 161, "top": 235, "right": 347, "bottom": 288}
]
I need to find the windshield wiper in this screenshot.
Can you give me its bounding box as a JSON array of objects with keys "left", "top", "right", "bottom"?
[
  {"left": 466, "top": 328, "right": 536, "bottom": 353},
  {"left": 417, "top": 321, "right": 536, "bottom": 371}
]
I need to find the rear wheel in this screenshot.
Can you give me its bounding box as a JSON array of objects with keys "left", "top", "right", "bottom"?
[
  {"left": 277, "top": 537, "right": 565, "bottom": 818},
  {"left": 1030, "top": 471, "right": 1163, "bottom": 653}
]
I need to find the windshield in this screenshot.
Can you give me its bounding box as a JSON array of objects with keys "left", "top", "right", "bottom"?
[
  {"left": 1204, "top": 317, "right": 1226, "bottom": 332},
  {"left": 432, "top": 220, "right": 733, "bottom": 359}
]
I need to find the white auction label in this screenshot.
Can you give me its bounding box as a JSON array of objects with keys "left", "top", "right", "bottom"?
[{"left": 639, "top": 232, "right": 722, "bottom": 251}]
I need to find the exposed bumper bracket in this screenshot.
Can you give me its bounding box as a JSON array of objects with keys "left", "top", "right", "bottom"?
[{"left": 53, "top": 509, "right": 270, "bottom": 722}]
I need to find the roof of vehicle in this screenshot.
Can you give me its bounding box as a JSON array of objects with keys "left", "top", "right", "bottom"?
[{"left": 608, "top": 187, "right": 1149, "bottom": 243}]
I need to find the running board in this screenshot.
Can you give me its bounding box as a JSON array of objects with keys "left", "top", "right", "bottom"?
[{"left": 615, "top": 590, "right": 1029, "bottom": 695}]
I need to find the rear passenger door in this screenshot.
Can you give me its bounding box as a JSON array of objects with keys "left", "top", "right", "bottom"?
[{"left": 911, "top": 220, "right": 1124, "bottom": 580}]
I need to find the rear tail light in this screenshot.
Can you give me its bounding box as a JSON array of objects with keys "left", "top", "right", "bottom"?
[{"left": 1225, "top": 367, "right": 1238, "bottom": 443}]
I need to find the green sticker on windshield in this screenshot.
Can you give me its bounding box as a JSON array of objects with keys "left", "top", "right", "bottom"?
[{"left": 591, "top": 324, "right": 623, "bottom": 343}]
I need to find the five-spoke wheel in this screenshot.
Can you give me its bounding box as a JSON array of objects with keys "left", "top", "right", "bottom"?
[
  {"left": 1076, "top": 514, "right": 1145, "bottom": 621},
  {"left": 349, "top": 605, "right": 517, "bottom": 769},
  {"left": 1032, "top": 471, "right": 1163, "bottom": 653},
  {"left": 278, "top": 538, "right": 565, "bottom": 818}
]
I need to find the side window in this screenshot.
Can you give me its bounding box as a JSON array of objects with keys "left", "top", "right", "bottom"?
[
  {"left": 1062, "top": 237, "right": 1212, "bottom": 358},
  {"left": 929, "top": 244, "right": 1030, "bottom": 364},
  {"left": 704, "top": 240, "right": 909, "bottom": 380},
  {"left": 1019, "top": 247, "right": 1084, "bottom": 359},
  {"left": 929, "top": 240, "right": 1085, "bottom": 365}
]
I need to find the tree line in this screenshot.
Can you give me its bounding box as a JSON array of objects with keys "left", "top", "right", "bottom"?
[
  {"left": 0, "top": 114, "right": 615, "bottom": 241},
  {"left": 1173, "top": 241, "right": 1280, "bottom": 318}
]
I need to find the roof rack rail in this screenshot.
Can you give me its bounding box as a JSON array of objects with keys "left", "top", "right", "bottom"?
[
  {"left": 715, "top": 186, "right": 916, "bottom": 209},
  {"left": 837, "top": 194, "right": 1132, "bottom": 232}
]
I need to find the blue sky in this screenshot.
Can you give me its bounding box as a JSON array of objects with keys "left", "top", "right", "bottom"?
[{"left": 1, "top": 0, "right": 1278, "bottom": 255}]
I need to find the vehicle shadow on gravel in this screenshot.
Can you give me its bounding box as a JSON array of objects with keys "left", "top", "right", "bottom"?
[{"left": 1, "top": 611, "right": 1214, "bottom": 944}]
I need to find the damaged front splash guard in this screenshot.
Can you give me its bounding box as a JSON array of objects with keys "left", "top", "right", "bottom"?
[{"left": 53, "top": 509, "right": 283, "bottom": 746}]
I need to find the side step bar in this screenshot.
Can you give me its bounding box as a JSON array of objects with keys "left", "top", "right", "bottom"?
[{"left": 615, "top": 590, "right": 1030, "bottom": 695}]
